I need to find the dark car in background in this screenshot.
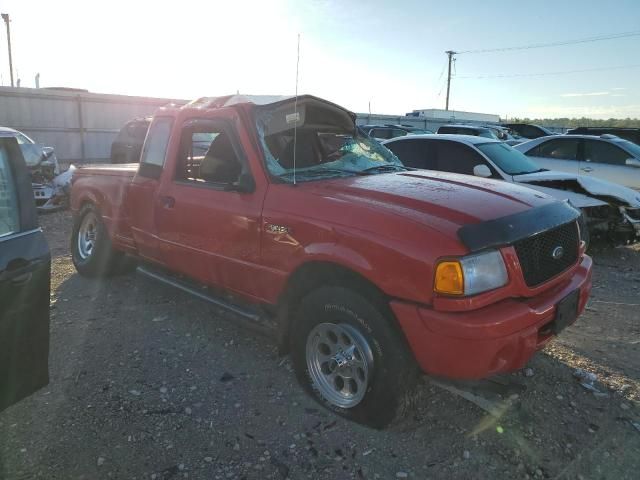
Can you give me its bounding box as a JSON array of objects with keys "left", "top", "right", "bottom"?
[
  {"left": 110, "top": 117, "right": 151, "bottom": 163},
  {"left": 360, "top": 124, "right": 433, "bottom": 141},
  {"left": 437, "top": 124, "right": 523, "bottom": 145},
  {"left": 502, "top": 123, "right": 555, "bottom": 139},
  {"left": 565, "top": 127, "right": 640, "bottom": 146},
  {"left": 437, "top": 124, "right": 499, "bottom": 139},
  {"left": 0, "top": 134, "right": 51, "bottom": 412}
]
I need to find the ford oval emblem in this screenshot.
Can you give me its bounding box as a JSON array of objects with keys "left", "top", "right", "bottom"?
[{"left": 552, "top": 246, "right": 565, "bottom": 260}]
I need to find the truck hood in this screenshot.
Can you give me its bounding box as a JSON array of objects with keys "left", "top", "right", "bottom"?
[
  {"left": 513, "top": 170, "right": 640, "bottom": 208},
  {"left": 301, "top": 170, "right": 557, "bottom": 237}
]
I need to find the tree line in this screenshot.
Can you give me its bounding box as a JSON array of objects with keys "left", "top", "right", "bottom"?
[{"left": 506, "top": 118, "right": 640, "bottom": 128}]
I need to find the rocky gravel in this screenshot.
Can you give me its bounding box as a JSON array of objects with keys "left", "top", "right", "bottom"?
[{"left": 0, "top": 210, "right": 639, "bottom": 479}]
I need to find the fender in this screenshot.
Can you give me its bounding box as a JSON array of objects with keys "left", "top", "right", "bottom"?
[
  {"left": 301, "top": 242, "right": 374, "bottom": 277},
  {"left": 70, "top": 177, "right": 126, "bottom": 241}
]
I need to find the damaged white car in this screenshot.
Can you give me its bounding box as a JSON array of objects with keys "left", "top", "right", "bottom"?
[
  {"left": 0, "top": 126, "right": 74, "bottom": 211},
  {"left": 383, "top": 134, "right": 640, "bottom": 247}
]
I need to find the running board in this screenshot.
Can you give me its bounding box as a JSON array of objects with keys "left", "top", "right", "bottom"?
[{"left": 137, "top": 265, "right": 266, "bottom": 326}]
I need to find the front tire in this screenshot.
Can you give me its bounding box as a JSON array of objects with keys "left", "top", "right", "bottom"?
[
  {"left": 290, "top": 286, "right": 419, "bottom": 429},
  {"left": 71, "top": 204, "right": 128, "bottom": 277},
  {"left": 578, "top": 209, "right": 591, "bottom": 251}
]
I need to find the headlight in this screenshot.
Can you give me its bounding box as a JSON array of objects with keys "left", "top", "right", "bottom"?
[{"left": 434, "top": 250, "right": 508, "bottom": 296}]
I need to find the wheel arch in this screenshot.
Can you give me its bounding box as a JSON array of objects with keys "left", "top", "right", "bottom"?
[{"left": 275, "top": 260, "right": 397, "bottom": 354}]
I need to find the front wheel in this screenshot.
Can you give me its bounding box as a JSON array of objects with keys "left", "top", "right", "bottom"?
[
  {"left": 290, "top": 287, "right": 420, "bottom": 429},
  {"left": 578, "top": 209, "right": 591, "bottom": 251}
]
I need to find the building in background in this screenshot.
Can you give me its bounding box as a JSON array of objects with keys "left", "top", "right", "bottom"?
[{"left": 406, "top": 108, "right": 500, "bottom": 123}]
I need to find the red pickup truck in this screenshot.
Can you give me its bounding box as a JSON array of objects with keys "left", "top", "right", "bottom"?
[{"left": 70, "top": 95, "right": 592, "bottom": 427}]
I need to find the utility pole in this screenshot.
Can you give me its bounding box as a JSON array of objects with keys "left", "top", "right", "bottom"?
[
  {"left": 1, "top": 13, "right": 14, "bottom": 87},
  {"left": 445, "top": 50, "right": 456, "bottom": 111}
]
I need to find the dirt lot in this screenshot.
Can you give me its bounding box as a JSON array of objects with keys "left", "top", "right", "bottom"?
[{"left": 1, "top": 210, "right": 639, "bottom": 480}]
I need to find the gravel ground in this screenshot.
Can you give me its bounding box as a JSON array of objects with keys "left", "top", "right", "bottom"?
[{"left": 1, "top": 210, "right": 639, "bottom": 480}]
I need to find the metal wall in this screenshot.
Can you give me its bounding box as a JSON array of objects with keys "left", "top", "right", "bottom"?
[{"left": 0, "top": 87, "right": 186, "bottom": 163}]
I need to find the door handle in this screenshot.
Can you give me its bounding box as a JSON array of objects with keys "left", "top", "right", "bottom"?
[
  {"left": 11, "top": 272, "right": 33, "bottom": 285},
  {"left": 580, "top": 167, "right": 593, "bottom": 173},
  {"left": 159, "top": 195, "right": 175, "bottom": 208},
  {"left": 0, "top": 258, "right": 34, "bottom": 284}
]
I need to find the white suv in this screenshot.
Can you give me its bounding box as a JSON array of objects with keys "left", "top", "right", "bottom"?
[{"left": 514, "top": 134, "right": 640, "bottom": 191}]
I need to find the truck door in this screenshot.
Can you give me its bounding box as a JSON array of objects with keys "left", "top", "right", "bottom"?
[
  {"left": 127, "top": 117, "right": 174, "bottom": 264},
  {"left": 0, "top": 137, "right": 50, "bottom": 412},
  {"left": 154, "top": 116, "right": 267, "bottom": 299}
]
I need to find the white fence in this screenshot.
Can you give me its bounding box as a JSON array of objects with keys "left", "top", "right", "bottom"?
[{"left": 0, "top": 87, "right": 185, "bottom": 163}]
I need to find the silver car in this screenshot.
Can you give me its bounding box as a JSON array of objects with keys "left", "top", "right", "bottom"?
[
  {"left": 514, "top": 134, "right": 640, "bottom": 190},
  {"left": 0, "top": 127, "right": 62, "bottom": 209}
]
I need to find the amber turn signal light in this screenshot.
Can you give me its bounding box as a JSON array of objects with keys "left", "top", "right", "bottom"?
[{"left": 434, "top": 261, "right": 464, "bottom": 295}]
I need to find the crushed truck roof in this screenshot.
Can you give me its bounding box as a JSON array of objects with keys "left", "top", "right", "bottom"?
[{"left": 184, "top": 94, "right": 294, "bottom": 109}]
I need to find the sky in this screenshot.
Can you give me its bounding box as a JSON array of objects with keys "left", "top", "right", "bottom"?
[{"left": 1, "top": 0, "right": 639, "bottom": 119}]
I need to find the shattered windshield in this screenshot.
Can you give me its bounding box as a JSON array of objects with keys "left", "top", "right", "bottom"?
[
  {"left": 477, "top": 142, "right": 544, "bottom": 175},
  {"left": 19, "top": 143, "right": 47, "bottom": 167},
  {"left": 256, "top": 104, "right": 404, "bottom": 183}
]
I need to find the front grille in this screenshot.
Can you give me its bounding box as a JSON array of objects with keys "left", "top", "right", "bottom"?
[{"left": 514, "top": 221, "right": 579, "bottom": 287}]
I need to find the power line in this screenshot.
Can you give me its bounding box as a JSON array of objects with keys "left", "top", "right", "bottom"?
[
  {"left": 436, "top": 60, "right": 446, "bottom": 82},
  {"left": 456, "top": 30, "right": 640, "bottom": 54},
  {"left": 454, "top": 63, "right": 640, "bottom": 79}
]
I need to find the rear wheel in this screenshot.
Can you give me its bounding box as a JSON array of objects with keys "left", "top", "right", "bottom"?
[
  {"left": 290, "top": 286, "right": 420, "bottom": 429},
  {"left": 71, "top": 204, "right": 131, "bottom": 277}
]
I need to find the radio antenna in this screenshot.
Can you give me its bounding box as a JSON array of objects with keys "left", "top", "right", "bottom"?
[{"left": 292, "top": 33, "right": 300, "bottom": 185}]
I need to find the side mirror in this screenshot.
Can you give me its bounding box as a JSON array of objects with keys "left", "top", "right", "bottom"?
[
  {"left": 226, "top": 172, "right": 256, "bottom": 193},
  {"left": 473, "top": 164, "right": 492, "bottom": 178},
  {"left": 625, "top": 158, "right": 640, "bottom": 168},
  {"left": 42, "top": 146, "right": 55, "bottom": 158}
]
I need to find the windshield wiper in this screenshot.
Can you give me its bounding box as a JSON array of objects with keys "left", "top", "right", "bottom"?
[
  {"left": 278, "top": 168, "right": 361, "bottom": 180},
  {"left": 511, "top": 168, "right": 548, "bottom": 175},
  {"left": 277, "top": 164, "right": 408, "bottom": 182},
  {"left": 359, "top": 164, "right": 409, "bottom": 174}
]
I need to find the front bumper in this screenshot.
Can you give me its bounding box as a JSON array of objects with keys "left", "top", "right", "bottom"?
[
  {"left": 33, "top": 182, "right": 54, "bottom": 205},
  {"left": 391, "top": 255, "right": 593, "bottom": 379},
  {"left": 32, "top": 182, "right": 68, "bottom": 212}
]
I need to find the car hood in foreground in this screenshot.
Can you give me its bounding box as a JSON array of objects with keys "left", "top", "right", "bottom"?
[
  {"left": 512, "top": 170, "right": 640, "bottom": 208},
  {"left": 293, "top": 170, "right": 557, "bottom": 239}
]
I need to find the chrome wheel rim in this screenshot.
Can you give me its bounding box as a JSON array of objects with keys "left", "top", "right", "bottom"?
[
  {"left": 306, "top": 322, "right": 373, "bottom": 409},
  {"left": 77, "top": 212, "right": 97, "bottom": 260}
]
